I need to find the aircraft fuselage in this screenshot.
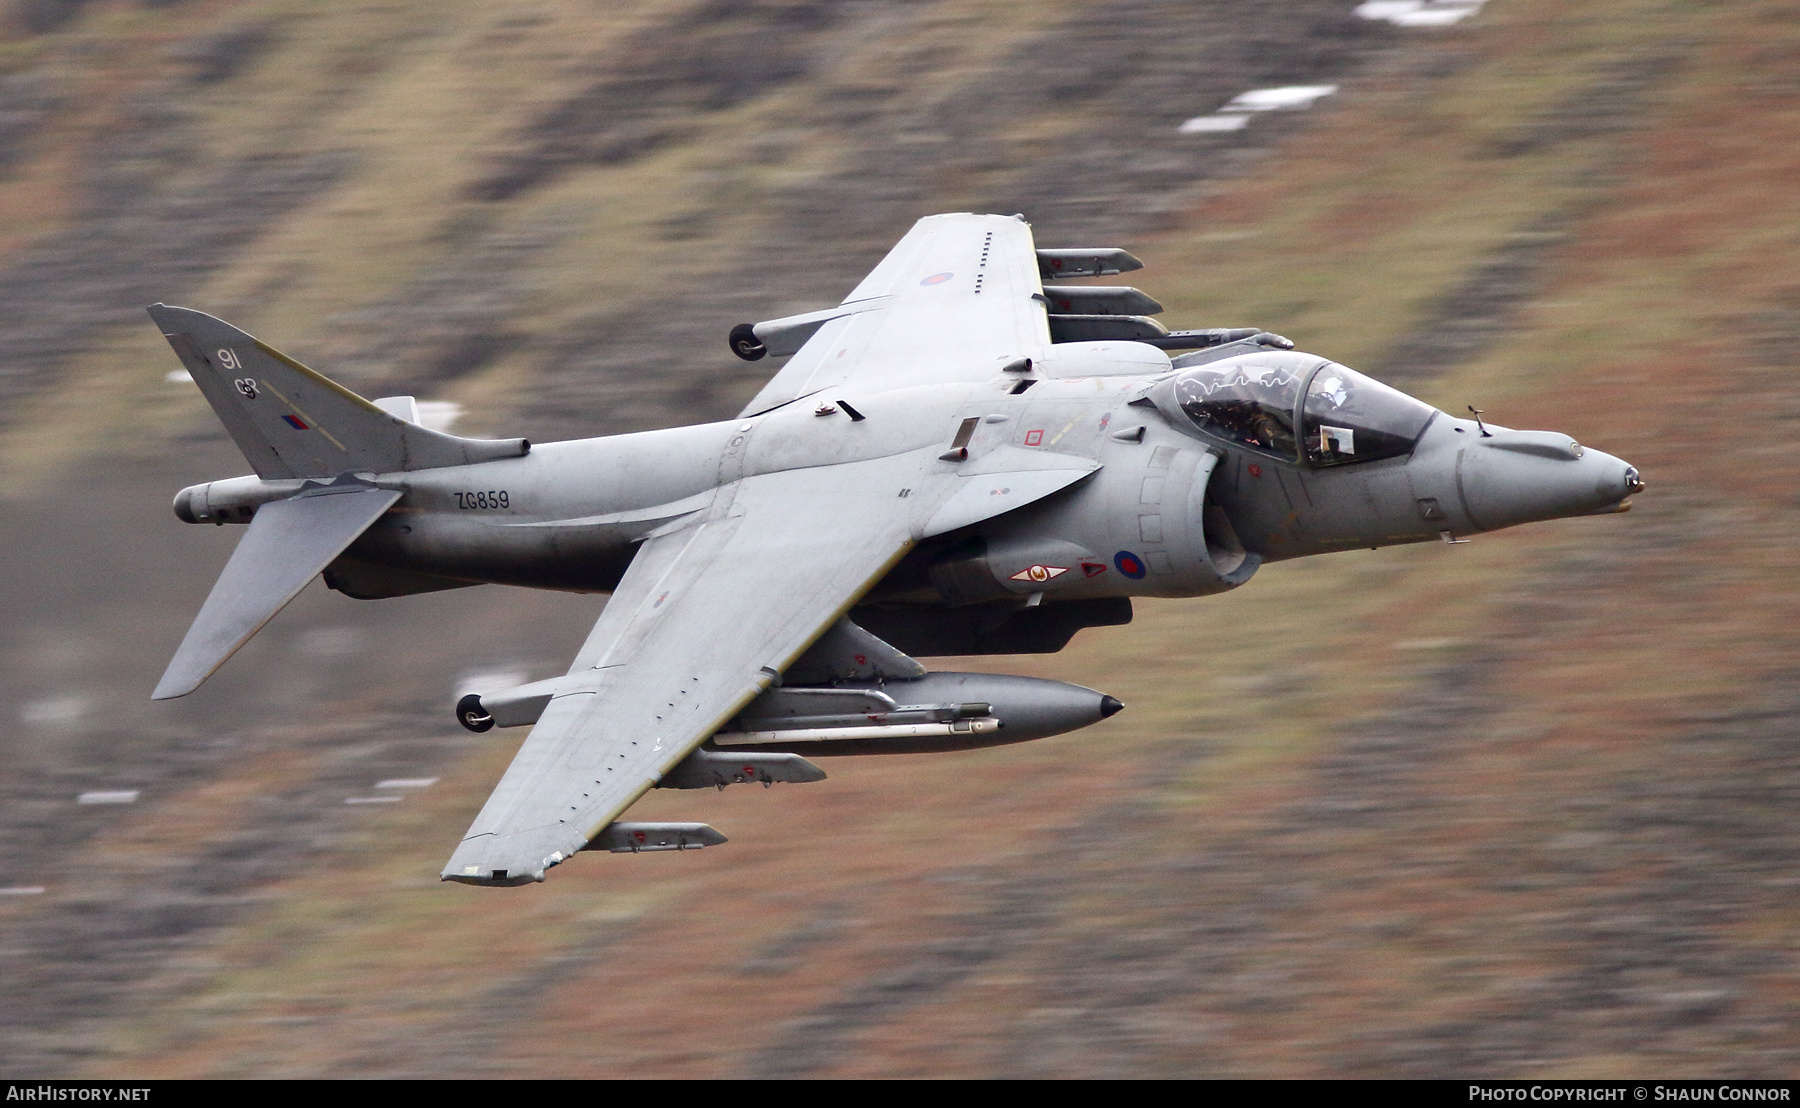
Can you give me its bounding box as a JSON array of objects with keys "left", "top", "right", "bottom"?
[{"left": 174, "top": 349, "right": 1640, "bottom": 611}]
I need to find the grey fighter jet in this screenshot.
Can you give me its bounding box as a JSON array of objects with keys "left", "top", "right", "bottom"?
[{"left": 150, "top": 213, "right": 1643, "bottom": 886}]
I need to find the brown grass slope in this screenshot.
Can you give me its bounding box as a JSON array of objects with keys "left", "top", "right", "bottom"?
[{"left": 0, "top": 0, "right": 1791, "bottom": 1078}]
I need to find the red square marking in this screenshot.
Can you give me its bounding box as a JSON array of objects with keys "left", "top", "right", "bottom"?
[{"left": 1024, "top": 429, "right": 1044, "bottom": 446}]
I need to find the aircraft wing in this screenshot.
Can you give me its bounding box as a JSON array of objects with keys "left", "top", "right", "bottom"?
[
  {"left": 739, "top": 212, "right": 1049, "bottom": 415},
  {"left": 443, "top": 449, "right": 939, "bottom": 885}
]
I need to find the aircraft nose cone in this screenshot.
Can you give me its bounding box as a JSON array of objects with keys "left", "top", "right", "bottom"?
[
  {"left": 1456, "top": 432, "right": 1641, "bottom": 532},
  {"left": 1100, "top": 695, "right": 1124, "bottom": 718}
]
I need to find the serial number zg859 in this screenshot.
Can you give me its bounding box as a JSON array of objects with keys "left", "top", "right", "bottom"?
[{"left": 454, "top": 491, "right": 509, "bottom": 509}]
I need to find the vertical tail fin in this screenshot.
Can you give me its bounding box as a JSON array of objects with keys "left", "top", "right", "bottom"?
[{"left": 149, "top": 304, "right": 527, "bottom": 478}]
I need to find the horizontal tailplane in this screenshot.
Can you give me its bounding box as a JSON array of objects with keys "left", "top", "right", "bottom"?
[{"left": 152, "top": 480, "right": 400, "bottom": 699}]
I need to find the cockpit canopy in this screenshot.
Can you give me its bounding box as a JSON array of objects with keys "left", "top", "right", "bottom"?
[
  {"left": 1170, "top": 353, "right": 1436, "bottom": 466},
  {"left": 1172, "top": 356, "right": 1307, "bottom": 458}
]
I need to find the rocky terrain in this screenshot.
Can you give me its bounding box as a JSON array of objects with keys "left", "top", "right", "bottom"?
[{"left": 0, "top": 0, "right": 1794, "bottom": 1077}]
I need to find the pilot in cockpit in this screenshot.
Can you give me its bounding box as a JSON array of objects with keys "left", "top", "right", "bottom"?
[{"left": 1172, "top": 355, "right": 1435, "bottom": 468}]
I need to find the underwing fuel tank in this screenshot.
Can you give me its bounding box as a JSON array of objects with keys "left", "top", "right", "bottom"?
[
  {"left": 656, "top": 749, "right": 827, "bottom": 790},
  {"left": 586, "top": 822, "right": 727, "bottom": 853},
  {"left": 716, "top": 671, "right": 1123, "bottom": 756}
]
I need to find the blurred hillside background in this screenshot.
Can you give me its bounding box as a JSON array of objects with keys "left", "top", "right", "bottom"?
[{"left": 0, "top": 0, "right": 1795, "bottom": 1078}]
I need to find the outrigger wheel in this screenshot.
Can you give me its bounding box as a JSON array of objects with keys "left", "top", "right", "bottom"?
[
  {"left": 456, "top": 693, "right": 495, "bottom": 733},
  {"left": 728, "top": 323, "right": 767, "bottom": 361}
]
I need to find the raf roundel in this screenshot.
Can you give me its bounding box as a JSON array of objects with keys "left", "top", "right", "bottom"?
[
  {"left": 1114, "top": 551, "right": 1148, "bottom": 580},
  {"left": 919, "top": 272, "right": 954, "bottom": 286}
]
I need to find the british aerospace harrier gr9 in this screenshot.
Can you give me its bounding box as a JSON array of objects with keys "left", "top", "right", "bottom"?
[{"left": 150, "top": 213, "right": 1643, "bottom": 886}]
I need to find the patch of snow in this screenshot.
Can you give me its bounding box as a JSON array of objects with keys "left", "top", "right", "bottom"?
[
  {"left": 1180, "top": 85, "right": 1337, "bottom": 134},
  {"left": 1178, "top": 114, "right": 1250, "bottom": 133},
  {"left": 456, "top": 669, "right": 526, "bottom": 699},
  {"left": 1356, "top": 1, "right": 1487, "bottom": 27},
  {"left": 164, "top": 369, "right": 193, "bottom": 383},
  {"left": 22, "top": 696, "right": 87, "bottom": 728},
  {"left": 414, "top": 400, "right": 464, "bottom": 433},
  {"left": 376, "top": 778, "right": 439, "bottom": 789},
  {"left": 1356, "top": 1, "right": 1423, "bottom": 18},
  {"left": 78, "top": 791, "right": 138, "bottom": 805},
  {"left": 1222, "top": 85, "right": 1340, "bottom": 112},
  {"left": 1393, "top": 7, "right": 1482, "bottom": 26},
  {"left": 296, "top": 626, "right": 366, "bottom": 658}
]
